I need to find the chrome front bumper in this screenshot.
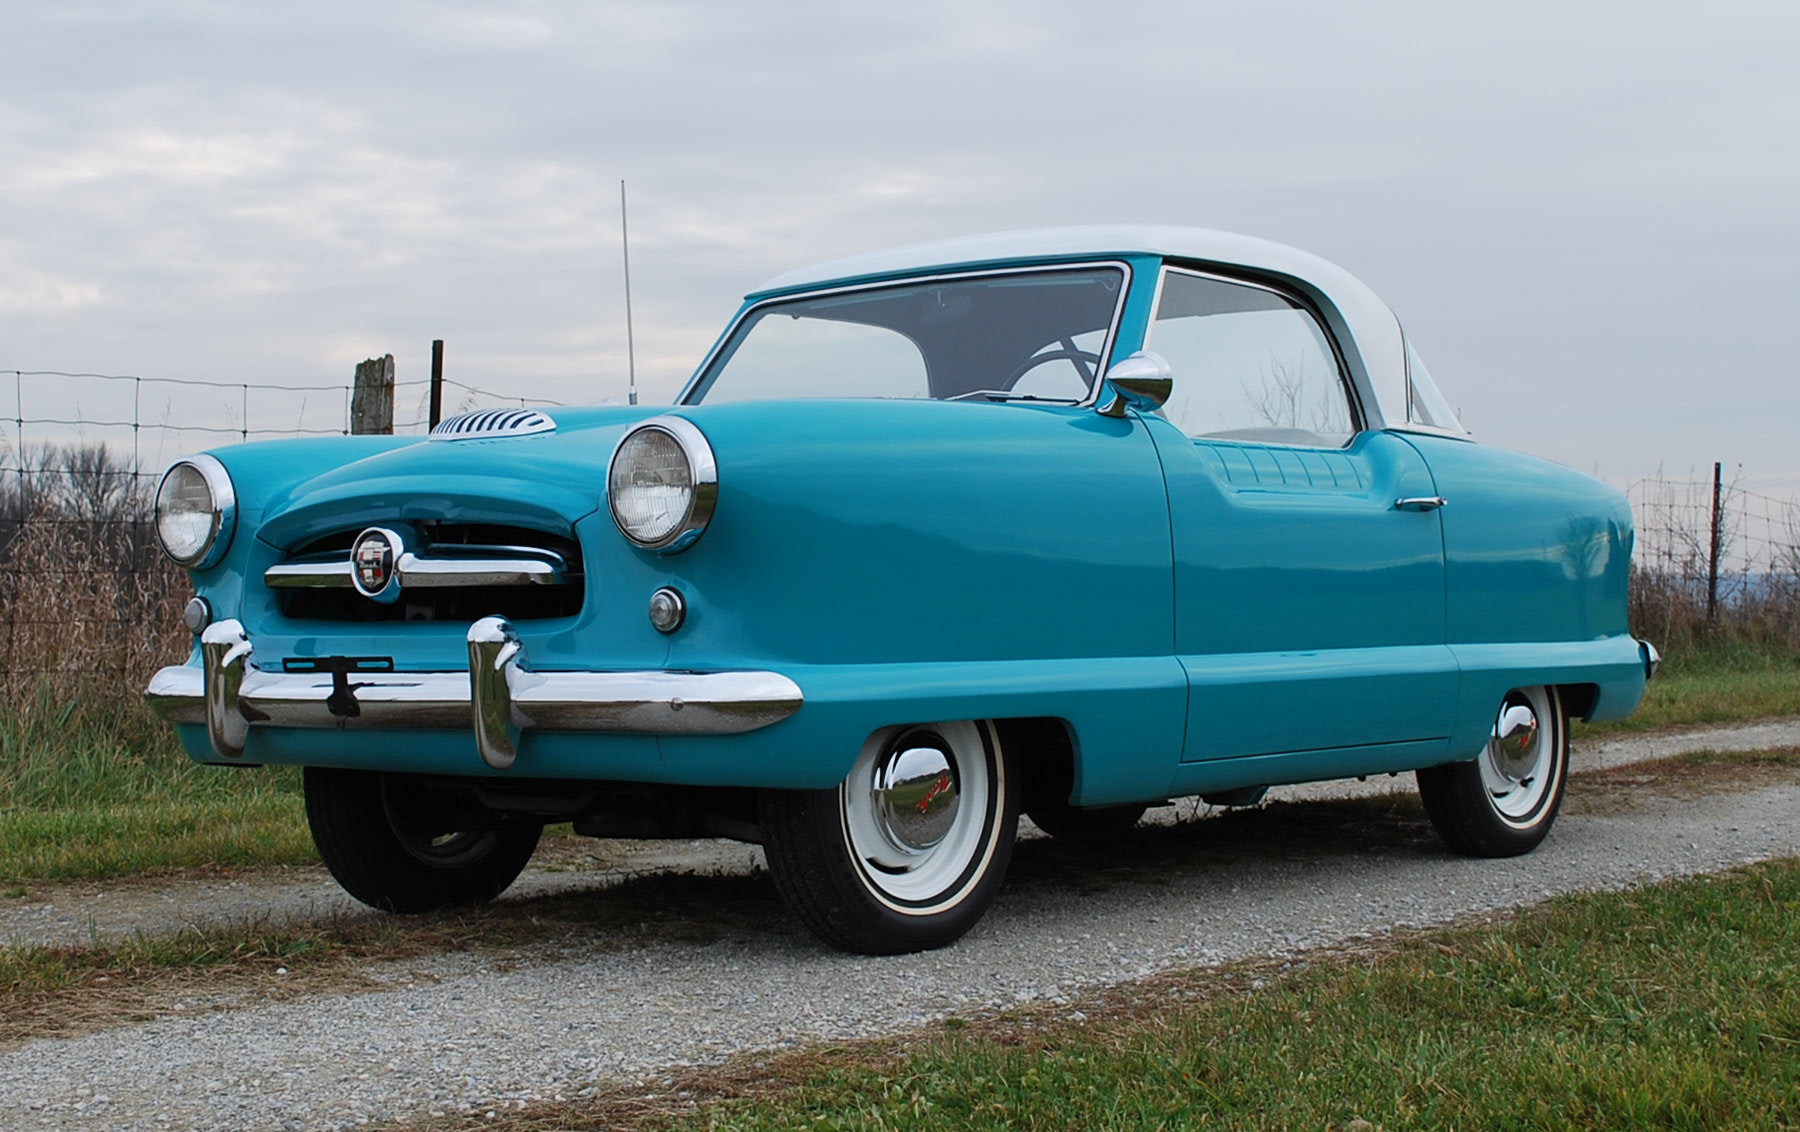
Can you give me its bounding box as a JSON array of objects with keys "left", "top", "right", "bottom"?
[{"left": 145, "top": 616, "right": 803, "bottom": 769}]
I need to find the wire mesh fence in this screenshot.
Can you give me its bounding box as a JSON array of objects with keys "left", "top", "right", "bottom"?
[
  {"left": 0, "top": 367, "right": 564, "bottom": 705},
  {"left": 1626, "top": 469, "right": 1800, "bottom": 651}
]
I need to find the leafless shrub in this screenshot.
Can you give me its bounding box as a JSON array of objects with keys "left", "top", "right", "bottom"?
[
  {"left": 1628, "top": 472, "right": 1800, "bottom": 655},
  {"left": 0, "top": 443, "right": 188, "bottom": 715}
]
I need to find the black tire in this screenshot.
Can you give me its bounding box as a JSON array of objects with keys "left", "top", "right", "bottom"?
[
  {"left": 1417, "top": 685, "right": 1567, "bottom": 858},
  {"left": 760, "top": 720, "right": 1018, "bottom": 954},
  {"left": 1024, "top": 801, "right": 1147, "bottom": 839},
  {"left": 303, "top": 767, "right": 542, "bottom": 913}
]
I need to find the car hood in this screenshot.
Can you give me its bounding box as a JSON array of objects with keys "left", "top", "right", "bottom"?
[{"left": 251, "top": 405, "right": 666, "bottom": 549}]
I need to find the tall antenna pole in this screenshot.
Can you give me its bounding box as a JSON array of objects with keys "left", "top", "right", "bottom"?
[{"left": 620, "top": 180, "right": 638, "bottom": 406}]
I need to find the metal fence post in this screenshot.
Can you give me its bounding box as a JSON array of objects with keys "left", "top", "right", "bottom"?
[
  {"left": 429, "top": 340, "right": 445, "bottom": 430},
  {"left": 1708, "top": 461, "right": 1723, "bottom": 619},
  {"left": 351, "top": 355, "right": 395, "bottom": 435}
]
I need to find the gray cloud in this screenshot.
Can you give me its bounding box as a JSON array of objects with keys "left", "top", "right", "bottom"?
[{"left": 1, "top": 0, "right": 1795, "bottom": 494}]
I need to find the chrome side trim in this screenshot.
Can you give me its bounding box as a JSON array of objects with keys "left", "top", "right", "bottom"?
[
  {"left": 145, "top": 620, "right": 805, "bottom": 762},
  {"left": 264, "top": 549, "right": 567, "bottom": 590}
]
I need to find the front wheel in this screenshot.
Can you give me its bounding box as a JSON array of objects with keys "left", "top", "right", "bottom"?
[
  {"left": 1417, "top": 685, "right": 1567, "bottom": 857},
  {"left": 304, "top": 768, "right": 542, "bottom": 913},
  {"left": 760, "top": 720, "right": 1018, "bottom": 954}
]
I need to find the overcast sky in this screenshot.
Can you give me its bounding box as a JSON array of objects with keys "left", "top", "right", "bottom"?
[{"left": 3, "top": 1, "right": 1796, "bottom": 496}]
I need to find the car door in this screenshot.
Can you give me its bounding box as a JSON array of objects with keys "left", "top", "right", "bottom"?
[{"left": 1139, "top": 266, "right": 1458, "bottom": 765}]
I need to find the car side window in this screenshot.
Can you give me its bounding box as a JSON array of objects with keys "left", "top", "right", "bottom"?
[{"left": 1147, "top": 269, "right": 1354, "bottom": 447}]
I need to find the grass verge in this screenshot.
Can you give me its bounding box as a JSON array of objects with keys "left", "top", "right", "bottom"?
[
  {"left": 0, "top": 685, "right": 315, "bottom": 883},
  {"left": 1577, "top": 635, "right": 1800, "bottom": 735},
  {"left": 397, "top": 858, "right": 1800, "bottom": 1132}
]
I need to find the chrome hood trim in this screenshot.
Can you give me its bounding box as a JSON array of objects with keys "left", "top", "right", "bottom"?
[{"left": 429, "top": 408, "right": 556, "bottom": 440}]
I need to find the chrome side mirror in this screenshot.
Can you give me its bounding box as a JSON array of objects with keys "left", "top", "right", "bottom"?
[{"left": 1096, "top": 351, "right": 1173, "bottom": 418}]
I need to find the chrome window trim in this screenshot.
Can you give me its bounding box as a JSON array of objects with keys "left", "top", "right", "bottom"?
[
  {"left": 678, "top": 261, "right": 1134, "bottom": 409},
  {"left": 1145, "top": 265, "right": 1366, "bottom": 448},
  {"left": 606, "top": 414, "right": 720, "bottom": 553},
  {"left": 1386, "top": 421, "right": 1474, "bottom": 441},
  {"left": 156, "top": 453, "right": 238, "bottom": 570},
  {"left": 1388, "top": 329, "right": 1472, "bottom": 440}
]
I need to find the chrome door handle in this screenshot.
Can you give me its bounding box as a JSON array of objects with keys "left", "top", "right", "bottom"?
[{"left": 1395, "top": 496, "right": 1447, "bottom": 512}]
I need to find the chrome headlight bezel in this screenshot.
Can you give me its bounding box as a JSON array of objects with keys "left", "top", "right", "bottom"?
[
  {"left": 154, "top": 454, "right": 237, "bottom": 569},
  {"left": 606, "top": 416, "right": 718, "bottom": 553}
]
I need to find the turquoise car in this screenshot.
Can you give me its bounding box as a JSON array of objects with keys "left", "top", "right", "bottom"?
[{"left": 146, "top": 226, "right": 1656, "bottom": 954}]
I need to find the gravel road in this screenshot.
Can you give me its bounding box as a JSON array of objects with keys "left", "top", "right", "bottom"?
[{"left": 2, "top": 718, "right": 1797, "bottom": 1130}]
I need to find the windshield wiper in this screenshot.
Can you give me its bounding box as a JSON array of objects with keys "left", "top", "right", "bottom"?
[{"left": 943, "top": 389, "right": 1082, "bottom": 404}]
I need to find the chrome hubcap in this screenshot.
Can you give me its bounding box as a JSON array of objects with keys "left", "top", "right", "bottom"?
[
  {"left": 841, "top": 720, "right": 997, "bottom": 911},
  {"left": 871, "top": 737, "right": 960, "bottom": 852},
  {"left": 1491, "top": 703, "right": 1540, "bottom": 782},
  {"left": 1479, "top": 688, "right": 1558, "bottom": 823}
]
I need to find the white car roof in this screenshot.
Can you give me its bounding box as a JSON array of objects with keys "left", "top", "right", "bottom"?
[{"left": 754, "top": 225, "right": 1415, "bottom": 432}]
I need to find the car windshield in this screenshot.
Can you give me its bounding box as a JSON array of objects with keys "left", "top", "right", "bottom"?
[{"left": 685, "top": 266, "right": 1126, "bottom": 405}]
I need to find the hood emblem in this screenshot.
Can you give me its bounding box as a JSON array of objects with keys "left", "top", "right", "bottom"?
[
  {"left": 429, "top": 409, "right": 556, "bottom": 441},
  {"left": 350, "top": 528, "right": 404, "bottom": 603}
]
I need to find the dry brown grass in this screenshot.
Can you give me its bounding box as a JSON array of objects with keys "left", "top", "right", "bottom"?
[
  {"left": 0, "top": 443, "right": 189, "bottom": 704},
  {"left": 1565, "top": 746, "right": 1800, "bottom": 814}
]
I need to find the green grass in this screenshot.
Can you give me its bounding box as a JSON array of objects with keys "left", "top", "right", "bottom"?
[
  {"left": 1578, "top": 635, "right": 1800, "bottom": 736},
  {"left": 656, "top": 860, "right": 1800, "bottom": 1132},
  {"left": 0, "top": 682, "right": 313, "bottom": 884}
]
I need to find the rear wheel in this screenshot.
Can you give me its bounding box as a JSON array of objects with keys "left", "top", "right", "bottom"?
[
  {"left": 303, "top": 768, "right": 542, "bottom": 913},
  {"left": 761, "top": 720, "right": 1018, "bottom": 954},
  {"left": 1417, "top": 685, "right": 1567, "bottom": 857}
]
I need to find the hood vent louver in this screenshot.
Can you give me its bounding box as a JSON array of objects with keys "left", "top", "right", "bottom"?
[{"left": 429, "top": 409, "right": 556, "bottom": 441}]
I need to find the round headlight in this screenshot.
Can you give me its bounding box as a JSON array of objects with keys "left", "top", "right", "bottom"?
[
  {"left": 155, "top": 454, "right": 236, "bottom": 568},
  {"left": 607, "top": 417, "right": 718, "bottom": 552}
]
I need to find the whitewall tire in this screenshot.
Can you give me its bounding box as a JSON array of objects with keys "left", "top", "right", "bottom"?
[{"left": 760, "top": 720, "right": 1018, "bottom": 953}]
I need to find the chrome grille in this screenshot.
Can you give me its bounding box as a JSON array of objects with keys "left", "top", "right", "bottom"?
[{"left": 274, "top": 522, "right": 583, "bottom": 623}]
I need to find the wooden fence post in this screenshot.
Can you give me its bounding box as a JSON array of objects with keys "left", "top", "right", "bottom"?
[{"left": 351, "top": 355, "right": 395, "bottom": 435}]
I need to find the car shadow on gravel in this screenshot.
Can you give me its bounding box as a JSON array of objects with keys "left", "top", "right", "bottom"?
[
  {"left": 480, "top": 795, "right": 1447, "bottom": 949},
  {"left": 1006, "top": 793, "right": 1442, "bottom": 895},
  {"left": 413, "top": 795, "right": 1444, "bottom": 953},
  {"left": 495, "top": 869, "right": 790, "bottom": 947}
]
